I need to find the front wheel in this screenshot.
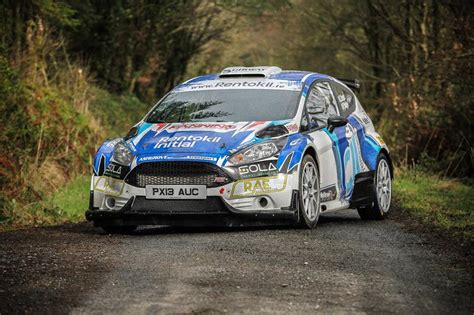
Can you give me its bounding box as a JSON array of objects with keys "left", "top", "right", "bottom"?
[
  {"left": 298, "top": 155, "right": 321, "bottom": 228},
  {"left": 358, "top": 154, "right": 392, "bottom": 220}
]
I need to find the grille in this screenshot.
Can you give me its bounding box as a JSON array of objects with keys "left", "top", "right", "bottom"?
[{"left": 126, "top": 162, "right": 232, "bottom": 188}]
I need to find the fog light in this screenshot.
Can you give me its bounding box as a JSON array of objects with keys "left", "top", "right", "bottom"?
[
  {"left": 259, "top": 197, "right": 268, "bottom": 208},
  {"left": 105, "top": 197, "right": 116, "bottom": 209}
]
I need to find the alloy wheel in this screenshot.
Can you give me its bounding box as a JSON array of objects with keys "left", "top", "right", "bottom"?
[
  {"left": 376, "top": 159, "right": 391, "bottom": 213},
  {"left": 301, "top": 161, "right": 320, "bottom": 221}
]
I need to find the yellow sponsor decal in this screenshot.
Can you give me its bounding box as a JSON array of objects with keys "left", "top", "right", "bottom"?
[
  {"left": 93, "top": 176, "right": 125, "bottom": 196},
  {"left": 230, "top": 175, "right": 287, "bottom": 199},
  {"left": 375, "top": 135, "right": 386, "bottom": 146}
]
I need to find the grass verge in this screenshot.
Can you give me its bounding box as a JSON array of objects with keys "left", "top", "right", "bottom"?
[
  {"left": 48, "top": 175, "right": 90, "bottom": 221},
  {"left": 393, "top": 169, "right": 473, "bottom": 243},
  {"left": 0, "top": 176, "right": 90, "bottom": 231}
]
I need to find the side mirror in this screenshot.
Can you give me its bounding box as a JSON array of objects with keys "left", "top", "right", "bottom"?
[{"left": 327, "top": 116, "right": 348, "bottom": 133}]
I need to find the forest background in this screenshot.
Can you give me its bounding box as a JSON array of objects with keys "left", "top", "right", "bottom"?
[{"left": 0, "top": 0, "right": 472, "bottom": 242}]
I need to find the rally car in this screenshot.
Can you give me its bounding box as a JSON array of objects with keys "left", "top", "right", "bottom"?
[{"left": 86, "top": 66, "right": 393, "bottom": 233}]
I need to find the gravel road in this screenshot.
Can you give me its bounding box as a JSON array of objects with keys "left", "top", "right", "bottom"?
[{"left": 0, "top": 211, "right": 472, "bottom": 314}]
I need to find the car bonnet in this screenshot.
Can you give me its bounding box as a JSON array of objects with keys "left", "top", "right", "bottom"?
[{"left": 128, "top": 121, "right": 295, "bottom": 164}]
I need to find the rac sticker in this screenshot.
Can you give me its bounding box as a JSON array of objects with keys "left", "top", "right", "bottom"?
[
  {"left": 93, "top": 176, "right": 125, "bottom": 196},
  {"left": 229, "top": 175, "right": 287, "bottom": 199}
]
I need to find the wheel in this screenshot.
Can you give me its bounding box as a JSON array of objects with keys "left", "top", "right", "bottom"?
[
  {"left": 358, "top": 153, "right": 392, "bottom": 220},
  {"left": 298, "top": 155, "right": 321, "bottom": 228},
  {"left": 101, "top": 225, "right": 137, "bottom": 234}
]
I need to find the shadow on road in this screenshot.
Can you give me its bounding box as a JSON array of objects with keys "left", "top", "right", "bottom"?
[
  {"left": 52, "top": 210, "right": 368, "bottom": 236},
  {"left": 125, "top": 210, "right": 365, "bottom": 236}
]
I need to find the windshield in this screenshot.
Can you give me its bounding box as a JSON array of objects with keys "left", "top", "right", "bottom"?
[{"left": 145, "top": 89, "right": 300, "bottom": 123}]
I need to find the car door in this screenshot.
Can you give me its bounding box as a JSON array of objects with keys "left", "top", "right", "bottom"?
[
  {"left": 302, "top": 80, "right": 348, "bottom": 204},
  {"left": 330, "top": 81, "right": 365, "bottom": 199}
]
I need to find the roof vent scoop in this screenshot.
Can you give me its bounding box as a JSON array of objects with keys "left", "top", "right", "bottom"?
[{"left": 219, "top": 66, "right": 282, "bottom": 78}]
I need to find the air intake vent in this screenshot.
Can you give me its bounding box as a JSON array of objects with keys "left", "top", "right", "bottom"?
[{"left": 126, "top": 162, "right": 232, "bottom": 188}]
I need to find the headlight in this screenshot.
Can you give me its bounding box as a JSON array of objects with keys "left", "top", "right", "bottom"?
[
  {"left": 113, "top": 141, "right": 134, "bottom": 165},
  {"left": 229, "top": 139, "right": 285, "bottom": 165}
]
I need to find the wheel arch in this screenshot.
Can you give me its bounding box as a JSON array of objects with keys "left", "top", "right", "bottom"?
[
  {"left": 303, "top": 146, "right": 319, "bottom": 168},
  {"left": 379, "top": 148, "right": 394, "bottom": 179}
]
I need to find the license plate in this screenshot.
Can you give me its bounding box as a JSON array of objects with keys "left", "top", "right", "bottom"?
[{"left": 145, "top": 185, "right": 206, "bottom": 200}]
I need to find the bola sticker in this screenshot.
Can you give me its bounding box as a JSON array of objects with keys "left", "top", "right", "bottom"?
[{"left": 238, "top": 161, "right": 278, "bottom": 178}]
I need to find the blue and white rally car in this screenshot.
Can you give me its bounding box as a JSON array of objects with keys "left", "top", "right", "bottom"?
[{"left": 86, "top": 66, "right": 393, "bottom": 233}]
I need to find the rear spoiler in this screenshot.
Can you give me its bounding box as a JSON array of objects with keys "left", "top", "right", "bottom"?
[{"left": 336, "top": 78, "right": 360, "bottom": 93}]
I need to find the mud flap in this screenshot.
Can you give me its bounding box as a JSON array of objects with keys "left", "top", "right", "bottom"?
[{"left": 349, "top": 171, "right": 375, "bottom": 209}]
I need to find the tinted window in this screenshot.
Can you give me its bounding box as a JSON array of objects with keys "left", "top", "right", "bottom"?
[
  {"left": 146, "top": 89, "right": 300, "bottom": 123},
  {"left": 332, "top": 82, "right": 355, "bottom": 116},
  {"left": 305, "top": 81, "right": 339, "bottom": 129}
]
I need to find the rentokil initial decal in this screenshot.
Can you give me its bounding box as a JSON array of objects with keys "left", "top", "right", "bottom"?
[{"left": 154, "top": 135, "right": 221, "bottom": 149}]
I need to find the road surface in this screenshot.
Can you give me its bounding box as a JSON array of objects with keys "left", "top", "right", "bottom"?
[{"left": 0, "top": 211, "right": 472, "bottom": 314}]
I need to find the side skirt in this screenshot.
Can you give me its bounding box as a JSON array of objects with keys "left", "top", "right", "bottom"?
[{"left": 349, "top": 171, "right": 375, "bottom": 209}]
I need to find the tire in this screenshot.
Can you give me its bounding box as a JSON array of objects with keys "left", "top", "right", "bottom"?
[
  {"left": 298, "top": 155, "right": 321, "bottom": 228},
  {"left": 101, "top": 225, "right": 137, "bottom": 234},
  {"left": 358, "top": 153, "right": 392, "bottom": 220}
]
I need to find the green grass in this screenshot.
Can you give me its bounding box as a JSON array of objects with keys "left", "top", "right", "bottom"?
[
  {"left": 393, "top": 170, "right": 474, "bottom": 241},
  {"left": 48, "top": 175, "right": 90, "bottom": 221},
  {"left": 0, "top": 176, "right": 90, "bottom": 231}
]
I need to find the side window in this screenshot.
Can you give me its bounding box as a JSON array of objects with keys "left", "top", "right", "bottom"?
[
  {"left": 316, "top": 81, "right": 339, "bottom": 116},
  {"left": 305, "top": 81, "right": 339, "bottom": 129},
  {"left": 332, "top": 82, "right": 356, "bottom": 117},
  {"left": 300, "top": 110, "right": 309, "bottom": 132}
]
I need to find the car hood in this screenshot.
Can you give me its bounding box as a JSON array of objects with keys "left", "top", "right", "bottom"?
[{"left": 129, "top": 121, "right": 292, "bottom": 158}]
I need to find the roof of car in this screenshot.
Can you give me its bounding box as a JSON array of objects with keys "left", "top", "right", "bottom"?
[
  {"left": 177, "top": 66, "right": 333, "bottom": 89},
  {"left": 184, "top": 71, "right": 331, "bottom": 84}
]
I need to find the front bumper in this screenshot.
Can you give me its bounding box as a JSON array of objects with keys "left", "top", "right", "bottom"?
[
  {"left": 86, "top": 206, "right": 297, "bottom": 228},
  {"left": 87, "top": 172, "right": 299, "bottom": 226}
]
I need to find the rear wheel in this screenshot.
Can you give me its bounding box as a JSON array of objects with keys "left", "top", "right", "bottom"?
[
  {"left": 358, "top": 154, "right": 392, "bottom": 220},
  {"left": 101, "top": 225, "right": 137, "bottom": 234},
  {"left": 298, "top": 155, "right": 321, "bottom": 228}
]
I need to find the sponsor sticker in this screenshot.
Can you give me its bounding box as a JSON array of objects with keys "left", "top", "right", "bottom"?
[
  {"left": 221, "top": 67, "right": 269, "bottom": 74},
  {"left": 177, "top": 79, "right": 302, "bottom": 92},
  {"left": 285, "top": 123, "right": 299, "bottom": 133},
  {"left": 104, "top": 162, "right": 130, "bottom": 179},
  {"left": 93, "top": 176, "right": 125, "bottom": 196},
  {"left": 138, "top": 155, "right": 218, "bottom": 162},
  {"left": 290, "top": 139, "right": 302, "bottom": 146},
  {"left": 153, "top": 135, "right": 221, "bottom": 149},
  {"left": 357, "top": 112, "right": 371, "bottom": 125},
  {"left": 374, "top": 134, "right": 386, "bottom": 146},
  {"left": 214, "top": 176, "right": 228, "bottom": 183},
  {"left": 151, "top": 122, "right": 249, "bottom": 133},
  {"left": 320, "top": 185, "right": 337, "bottom": 202},
  {"left": 230, "top": 175, "right": 287, "bottom": 199},
  {"left": 238, "top": 161, "right": 278, "bottom": 179},
  {"left": 167, "top": 123, "right": 237, "bottom": 131}
]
